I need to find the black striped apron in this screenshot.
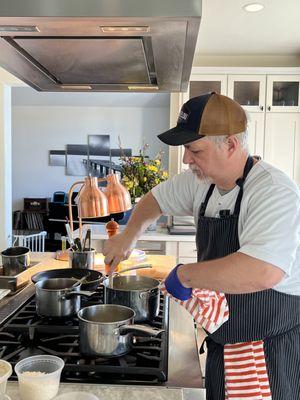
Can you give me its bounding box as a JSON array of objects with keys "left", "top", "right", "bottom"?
[{"left": 196, "top": 156, "right": 300, "bottom": 400}]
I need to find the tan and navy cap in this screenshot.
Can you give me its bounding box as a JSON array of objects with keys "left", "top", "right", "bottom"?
[{"left": 158, "top": 92, "right": 247, "bottom": 146}]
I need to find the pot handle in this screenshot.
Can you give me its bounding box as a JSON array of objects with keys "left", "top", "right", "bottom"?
[
  {"left": 61, "top": 290, "right": 97, "bottom": 299},
  {"left": 139, "top": 289, "right": 158, "bottom": 299},
  {"left": 119, "top": 324, "right": 164, "bottom": 337}
]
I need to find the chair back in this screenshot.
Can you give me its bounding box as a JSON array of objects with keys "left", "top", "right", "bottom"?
[{"left": 13, "top": 231, "right": 47, "bottom": 252}]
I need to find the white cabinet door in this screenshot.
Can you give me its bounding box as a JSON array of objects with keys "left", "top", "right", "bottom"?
[
  {"left": 266, "top": 75, "right": 300, "bottom": 113},
  {"left": 227, "top": 75, "right": 266, "bottom": 112},
  {"left": 183, "top": 74, "right": 228, "bottom": 104},
  {"left": 247, "top": 112, "right": 265, "bottom": 157},
  {"left": 264, "top": 113, "right": 300, "bottom": 184}
]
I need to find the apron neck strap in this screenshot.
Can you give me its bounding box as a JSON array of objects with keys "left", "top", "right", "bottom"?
[{"left": 233, "top": 156, "right": 254, "bottom": 215}]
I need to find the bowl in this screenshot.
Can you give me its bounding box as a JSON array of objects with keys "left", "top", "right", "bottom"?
[
  {"left": 0, "top": 360, "right": 12, "bottom": 394},
  {"left": 15, "top": 355, "right": 64, "bottom": 400}
]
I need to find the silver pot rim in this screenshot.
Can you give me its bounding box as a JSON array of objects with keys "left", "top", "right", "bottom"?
[
  {"left": 78, "top": 304, "right": 136, "bottom": 325},
  {"left": 102, "top": 276, "right": 160, "bottom": 292},
  {"left": 35, "top": 278, "right": 81, "bottom": 292},
  {"left": 1, "top": 246, "right": 30, "bottom": 257}
]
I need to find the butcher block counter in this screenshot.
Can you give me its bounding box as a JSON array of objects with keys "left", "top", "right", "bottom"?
[{"left": 0, "top": 252, "right": 205, "bottom": 400}]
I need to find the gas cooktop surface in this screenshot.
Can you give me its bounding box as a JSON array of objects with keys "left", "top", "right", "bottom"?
[{"left": 0, "top": 287, "right": 169, "bottom": 384}]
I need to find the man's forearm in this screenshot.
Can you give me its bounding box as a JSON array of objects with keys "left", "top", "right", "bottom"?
[
  {"left": 124, "top": 191, "right": 162, "bottom": 240},
  {"left": 177, "top": 252, "right": 285, "bottom": 294}
]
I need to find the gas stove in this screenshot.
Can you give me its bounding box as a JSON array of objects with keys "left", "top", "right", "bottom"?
[{"left": 0, "top": 287, "right": 169, "bottom": 385}]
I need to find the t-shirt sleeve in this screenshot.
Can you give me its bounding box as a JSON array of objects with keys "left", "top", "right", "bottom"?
[
  {"left": 151, "top": 170, "right": 196, "bottom": 216},
  {"left": 238, "top": 183, "right": 300, "bottom": 275}
]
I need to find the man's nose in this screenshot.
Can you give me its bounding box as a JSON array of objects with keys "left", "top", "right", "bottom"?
[{"left": 182, "top": 148, "right": 193, "bottom": 164}]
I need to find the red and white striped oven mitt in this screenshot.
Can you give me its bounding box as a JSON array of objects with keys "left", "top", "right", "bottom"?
[{"left": 160, "top": 284, "right": 272, "bottom": 400}]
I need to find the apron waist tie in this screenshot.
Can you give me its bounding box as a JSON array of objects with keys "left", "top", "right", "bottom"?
[{"left": 160, "top": 283, "right": 272, "bottom": 400}]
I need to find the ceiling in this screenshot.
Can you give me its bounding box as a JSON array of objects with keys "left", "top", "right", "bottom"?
[{"left": 193, "top": 0, "right": 300, "bottom": 66}]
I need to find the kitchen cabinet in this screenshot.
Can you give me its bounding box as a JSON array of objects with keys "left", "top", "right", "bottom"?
[
  {"left": 266, "top": 75, "right": 300, "bottom": 113},
  {"left": 227, "top": 74, "right": 266, "bottom": 112},
  {"left": 169, "top": 68, "right": 300, "bottom": 185},
  {"left": 264, "top": 113, "right": 300, "bottom": 182}
]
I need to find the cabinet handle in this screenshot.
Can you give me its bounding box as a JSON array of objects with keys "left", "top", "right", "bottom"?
[
  {"left": 259, "top": 105, "right": 264, "bottom": 111},
  {"left": 267, "top": 106, "right": 271, "bottom": 111}
]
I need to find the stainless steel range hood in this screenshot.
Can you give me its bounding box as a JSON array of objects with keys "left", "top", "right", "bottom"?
[{"left": 0, "top": 0, "right": 201, "bottom": 92}]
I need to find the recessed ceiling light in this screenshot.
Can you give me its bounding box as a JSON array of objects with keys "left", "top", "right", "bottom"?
[{"left": 243, "top": 3, "right": 264, "bottom": 12}]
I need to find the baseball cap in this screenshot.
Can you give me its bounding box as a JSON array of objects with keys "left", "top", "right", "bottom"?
[{"left": 158, "top": 92, "right": 247, "bottom": 146}]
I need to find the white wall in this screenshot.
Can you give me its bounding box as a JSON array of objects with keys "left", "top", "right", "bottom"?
[
  {"left": 12, "top": 105, "right": 169, "bottom": 211},
  {"left": 0, "top": 83, "right": 12, "bottom": 249}
]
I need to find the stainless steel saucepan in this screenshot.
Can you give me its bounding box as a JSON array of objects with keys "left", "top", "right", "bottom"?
[
  {"left": 78, "top": 304, "right": 164, "bottom": 357},
  {"left": 103, "top": 275, "right": 160, "bottom": 322},
  {"left": 35, "top": 278, "right": 96, "bottom": 318}
]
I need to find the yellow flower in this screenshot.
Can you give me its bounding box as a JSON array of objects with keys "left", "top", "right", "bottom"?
[
  {"left": 162, "top": 171, "right": 168, "bottom": 178},
  {"left": 126, "top": 181, "right": 134, "bottom": 189},
  {"left": 148, "top": 165, "right": 158, "bottom": 172},
  {"left": 143, "top": 177, "right": 147, "bottom": 182},
  {"left": 155, "top": 159, "right": 161, "bottom": 165}
]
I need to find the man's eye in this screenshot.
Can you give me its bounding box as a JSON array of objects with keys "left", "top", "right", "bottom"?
[{"left": 191, "top": 150, "right": 201, "bottom": 154}]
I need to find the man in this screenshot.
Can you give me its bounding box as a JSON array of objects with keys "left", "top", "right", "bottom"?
[{"left": 103, "top": 92, "right": 300, "bottom": 399}]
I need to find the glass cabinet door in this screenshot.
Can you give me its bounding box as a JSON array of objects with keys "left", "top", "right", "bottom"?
[
  {"left": 266, "top": 75, "right": 300, "bottom": 112},
  {"left": 183, "top": 74, "right": 227, "bottom": 103},
  {"left": 227, "top": 75, "right": 266, "bottom": 112}
]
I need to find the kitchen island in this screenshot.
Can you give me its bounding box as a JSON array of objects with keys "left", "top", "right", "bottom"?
[{"left": 0, "top": 253, "right": 205, "bottom": 400}]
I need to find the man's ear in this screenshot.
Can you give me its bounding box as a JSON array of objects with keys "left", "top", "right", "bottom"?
[{"left": 226, "top": 135, "right": 239, "bottom": 152}]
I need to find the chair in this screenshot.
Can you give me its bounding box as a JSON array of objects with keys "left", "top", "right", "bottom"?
[{"left": 12, "top": 231, "right": 47, "bottom": 252}]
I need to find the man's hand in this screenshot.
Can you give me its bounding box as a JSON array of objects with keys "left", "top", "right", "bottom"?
[
  {"left": 103, "top": 231, "right": 136, "bottom": 272},
  {"left": 165, "top": 264, "right": 192, "bottom": 301}
]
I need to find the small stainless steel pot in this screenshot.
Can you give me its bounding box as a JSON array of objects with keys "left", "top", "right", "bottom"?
[
  {"left": 1, "top": 246, "right": 30, "bottom": 276},
  {"left": 35, "top": 278, "right": 96, "bottom": 318},
  {"left": 103, "top": 275, "right": 160, "bottom": 322},
  {"left": 78, "top": 304, "right": 164, "bottom": 357}
]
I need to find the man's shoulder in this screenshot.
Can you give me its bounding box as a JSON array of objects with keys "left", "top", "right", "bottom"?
[{"left": 246, "top": 160, "right": 300, "bottom": 197}]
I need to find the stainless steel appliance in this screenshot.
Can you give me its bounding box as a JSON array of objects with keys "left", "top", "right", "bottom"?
[
  {"left": 103, "top": 275, "right": 160, "bottom": 322},
  {"left": 0, "top": 0, "right": 202, "bottom": 92},
  {"left": 0, "top": 286, "right": 170, "bottom": 384},
  {"left": 78, "top": 304, "right": 163, "bottom": 357}
]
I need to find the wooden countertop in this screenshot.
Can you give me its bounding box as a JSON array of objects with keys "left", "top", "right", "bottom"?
[{"left": 29, "top": 251, "right": 175, "bottom": 280}]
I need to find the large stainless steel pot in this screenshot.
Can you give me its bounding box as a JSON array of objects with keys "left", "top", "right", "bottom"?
[
  {"left": 1, "top": 246, "right": 30, "bottom": 276},
  {"left": 103, "top": 275, "right": 160, "bottom": 322},
  {"left": 78, "top": 304, "right": 164, "bottom": 357},
  {"left": 35, "top": 278, "right": 96, "bottom": 318}
]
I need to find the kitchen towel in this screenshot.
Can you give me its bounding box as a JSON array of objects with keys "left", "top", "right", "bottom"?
[{"left": 160, "top": 284, "right": 272, "bottom": 400}]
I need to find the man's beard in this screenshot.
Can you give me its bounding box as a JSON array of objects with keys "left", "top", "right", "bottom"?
[{"left": 189, "top": 164, "right": 212, "bottom": 184}]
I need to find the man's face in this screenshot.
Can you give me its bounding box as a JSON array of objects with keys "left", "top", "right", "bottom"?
[{"left": 182, "top": 137, "right": 228, "bottom": 182}]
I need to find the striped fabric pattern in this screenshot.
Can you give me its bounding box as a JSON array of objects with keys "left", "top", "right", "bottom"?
[{"left": 160, "top": 284, "right": 272, "bottom": 400}]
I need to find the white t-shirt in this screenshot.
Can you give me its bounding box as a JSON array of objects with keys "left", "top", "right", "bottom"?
[{"left": 152, "top": 160, "right": 300, "bottom": 295}]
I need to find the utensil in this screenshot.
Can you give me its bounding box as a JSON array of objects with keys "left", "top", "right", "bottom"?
[
  {"left": 78, "top": 304, "right": 164, "bottom": 357},
  {"left": 103, "top": 275, "right": 160, "bottom": 322},
  {"left": 35, "top": 278, "right": 96, "bottom": 318},
  {"left": 74, "top": 238, "right": 83, "bottom": 252},
  {"left": 117, "top": 264, "right": 152, "bottom": 274},
  {"left": 69, "top": 248, "right": 95, "bottom": 269},
  {"left": 65, "top": 223, "right": 74, "bottom": 246},
  {"left": 107, "top": 263, "right": 152, "bottom": 289},
  {"left": 83, "top": 229, "right": 91, "bottom": 251},
  {"left": 1, "top": 247, "right": 30, "bottom": 276},
  {"left": 31, "top": 268, "right": 103, "bottom": 291},
  {"left": 70, "top": 273, "right": 90, "bottom": 289}
]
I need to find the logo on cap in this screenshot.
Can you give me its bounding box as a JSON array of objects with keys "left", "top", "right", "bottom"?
[{"left": 177, "top": 109, "right": 190, "bottom": 124}]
